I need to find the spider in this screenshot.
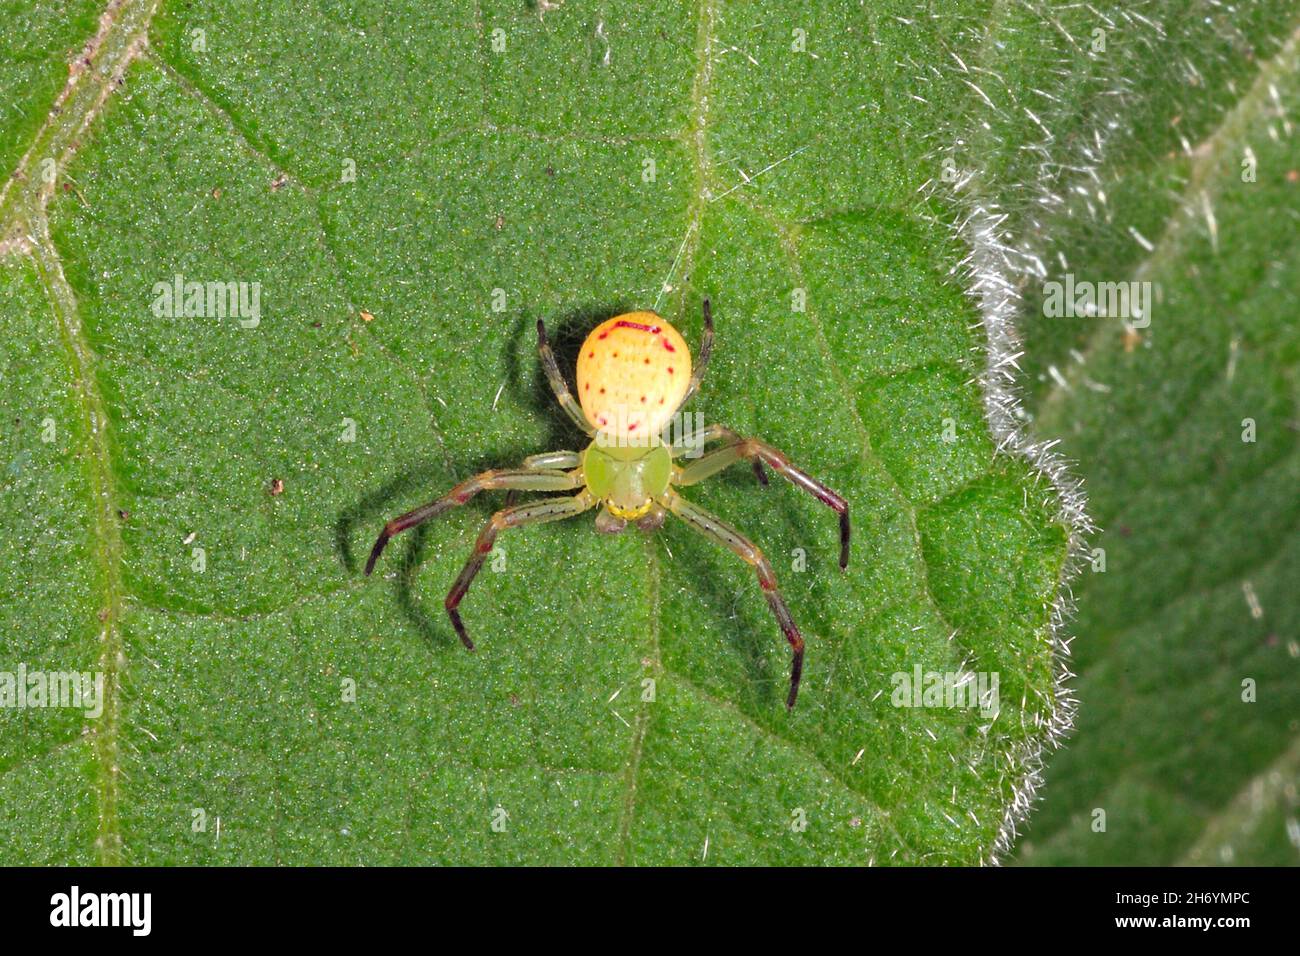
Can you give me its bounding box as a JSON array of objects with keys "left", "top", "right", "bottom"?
[{"left": 365, "top": 300, "right": 849, "bottom": 708}]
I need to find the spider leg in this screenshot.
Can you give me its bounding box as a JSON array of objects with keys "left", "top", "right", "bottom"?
[
  {"left": 505, "top": 453, "right": 581, "bottom": 509},
  {"left": 675, "top": 430, "right": 849, "bottom": 570},
  {"left": 445, "top": 490, "right": 596, "bottom": 649},
  {"left": 672, "top": 422, "right": 768, "bottom": 484},
  {"left": 521, "top": 450, "right": 581, "bottom": 469},
  {"left": 670, "top": 297, "right": 714, "bottom": 415},
  {"left": 537, "top": 318, "right": 597, "bottom": 437},
  {"left": 658, "top": 489, "right": 806, "bottom": 709},
  {"left": 365, "top": 466, "right": 583, "bottom": 575}
]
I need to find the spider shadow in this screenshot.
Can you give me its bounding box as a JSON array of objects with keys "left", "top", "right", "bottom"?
[
  {"left": 394, "top": 519, "right": 455, "bottom": 648},
  {"left": 335, "top": 462, "right": 446, "bottom": 646},
  {"left": 335, "top": 463, "right": 442, "bottom": 576},
  {"left": 336, "top": 446, "right": 568, "bottom": 650}
]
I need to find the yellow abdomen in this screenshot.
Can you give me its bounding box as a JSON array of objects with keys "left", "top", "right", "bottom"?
[{"left": 575, "top": 312, "right": 691, "bottom": 440}]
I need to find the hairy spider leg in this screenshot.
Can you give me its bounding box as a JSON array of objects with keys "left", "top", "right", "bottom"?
[
  {"left": 537, "top": 319, "right": 597, "bottom": 436},
  {"left": 521, "top": 450, "right": 582, "bottom": 469},
  {"left": 675, "top": 429, "right": 850, "bottom": 570},
  {"left": 445, "top": 491, "right": 597, "bottom": 649},
  {"left": 670, "top": 297, "right": 714, "bottom": 415},
  {"left": 365, "top": 466, "right": 583, "bottom": 575},
  {"left": 504, "top": 451, "right": 583, "bottom": 508},
  {"left": 658, "top": 489, "right": 807, "bottom": 708},
  {"left": 674, "top": 421, "right": 769, "bottom": 486}
]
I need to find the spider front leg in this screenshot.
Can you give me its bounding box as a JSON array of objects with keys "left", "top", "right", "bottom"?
[
  {"left": 445, "top": 490, "right": 596, "bottom": 649},
  {"left": 674, "top": 422, "right": 769, "bottom": 486},
  {"left": 501, "top": 451, "right": 583, "bottom": 508},
  {"left": 675, "top": 428, "right": 850, "bottom": 570},
  {"left": 536, "top": 319, "right": 597, "bottom": 437},
  {"left": 658, "top": 489, "right": 807, "bottom": 709},
  {"left": 520, "top": 450, "right": 582, "bottom": 469},
  {"left": 365, "top": 465, "right": 582, "bottom": 575},
  {"left": 672, "top": 297, "right": 714, "bottom": 411}
]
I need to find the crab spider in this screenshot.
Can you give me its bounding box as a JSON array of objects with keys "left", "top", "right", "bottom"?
[{"left": 365, "top": 300, "right": 849, "bottom": 708}]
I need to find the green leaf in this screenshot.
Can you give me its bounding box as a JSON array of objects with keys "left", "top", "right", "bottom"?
[
  {"left": 0, "top": 0, "right": 1078, "bottom": 865},
  {"left": 0, "top": 0, "right": 101, "bottom": 179},
  {"left": 1007, "top": 11, "right": 1300, "bottom": 864}
]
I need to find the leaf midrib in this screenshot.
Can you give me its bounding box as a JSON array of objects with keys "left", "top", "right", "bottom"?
[
  {"left": 614, "top": 0, "right": 718, "bottom": 865},
  {"left": 0, "top": 0, "right": 162, "bottom": 868},
  {"left": 31, "top": 227, "right": 127, "bottom": 864}
]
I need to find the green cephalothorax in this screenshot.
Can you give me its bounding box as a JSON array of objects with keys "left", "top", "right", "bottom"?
[
  {"left": 365, "top": 301, "right": 850, "bottom": 709},
  {"left": 582, "top": 439, "right": 672, "bottom": 520}
]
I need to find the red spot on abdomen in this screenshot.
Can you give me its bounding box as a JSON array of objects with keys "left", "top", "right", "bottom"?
[{"left": 662, "top": 339, "right": 676, "bottom": 352}]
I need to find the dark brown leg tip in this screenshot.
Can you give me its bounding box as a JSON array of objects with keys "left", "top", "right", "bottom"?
[
  {"left": 447, "top": 607, "right": 476, "bottom": 651},
  {"left": 839, "top": 511, "right": 851, "bottom": 570},
  {"left": 787, "top": 654, "right": 803, "bottom": 709},
  {"left": 364, "top": 534, "right": 389, "bottom": 576}
]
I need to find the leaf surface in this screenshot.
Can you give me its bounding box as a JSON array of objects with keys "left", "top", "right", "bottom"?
[{"left": 0, "top": 0, "right": 1079, "bottom": 864}]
